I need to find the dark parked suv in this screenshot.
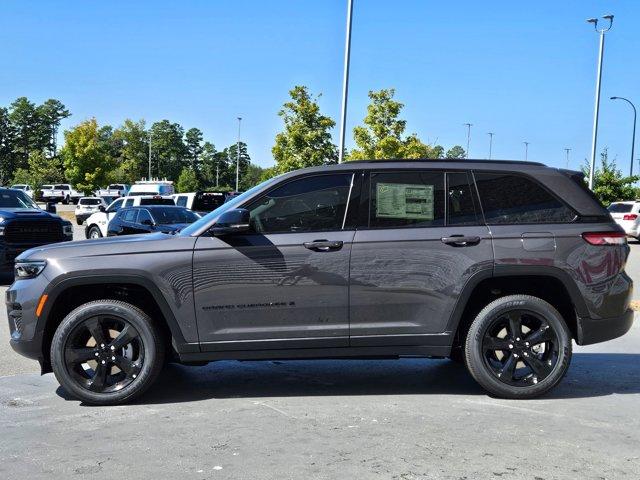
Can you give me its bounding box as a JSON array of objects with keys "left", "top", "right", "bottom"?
[{"left": 7, "top": 160, "right": 633, "bottom": 405}]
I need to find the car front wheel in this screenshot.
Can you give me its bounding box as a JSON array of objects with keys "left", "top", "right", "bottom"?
[
  {"left": 51, "top": 300, "right": 165, "bottom": 405},
  {"left": 88, "top": 226, "right": 102, "bottom": 239},
  {"left": 464, "top": 294, "right": 572, "bottom": 399}
]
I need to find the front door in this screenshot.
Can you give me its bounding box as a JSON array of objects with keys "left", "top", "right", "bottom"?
[
  {"left": 194, "top": 172, "right": 358, "bottom": 351},
  {"left": 349, "top": 170, "right": 493, "bottom": 346}
]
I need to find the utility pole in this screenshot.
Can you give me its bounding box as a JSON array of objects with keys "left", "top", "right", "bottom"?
[
  {"left": 564, "top": 148, "right": 571, "bottom": 168},
  {"left": 487, "top": 132, "right": 494, "bottom": 160},
  {"left": 216, "top": 163, "right": 219, "bottom": 187},
  {"left": 148, "top": 131, "right": 152, "bottom": 180},
  {"left": 523, "top": 142, "right": 530, "bottom": 161},
  {"left": 338, "top": 0, "right": 354, "bottom": 163},
  {"left": 587, "top": 14, "right": 614, "bottom": 189},
  {"left": 464, "top": 123, "right": 472, "bottom": 159},
  {"left": 236, "top": 117, "right": 242, "bottom": 192}
]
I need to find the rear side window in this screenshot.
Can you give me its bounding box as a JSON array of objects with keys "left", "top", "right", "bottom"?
[
  {"left": 608, "top": 203, "right": 633, "bottom": 213},
  {"left": 369, "top": 171, "right": 444, "bottom": 228},
  {"left": 124, "top": 198, "right": 135, "bottom": 207},
  {"left": 447, "top": 172, "right": 478, "bottom": 225},
  {"left": 123, "top": 209, "right": 137, "bottom": 222},
  {"left": 474, "top": 173, "right": 576, "bottom": 224},
  {"left": 175, "top": 195, "right": 188, "bottom": 207}
]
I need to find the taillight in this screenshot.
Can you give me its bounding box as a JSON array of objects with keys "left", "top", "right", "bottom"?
[
  {"left": 623, "top": 214, "right": 638, "bottom": 220},
  {"left": 582, "top": 232, "right": 627, "bottom": 245}
]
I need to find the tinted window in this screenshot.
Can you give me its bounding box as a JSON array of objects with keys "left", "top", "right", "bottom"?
[
  {"left": 80, "top": 198, "right": 102, "bottom": 205},
  {"left": 137, "top": 209, "right": 153, "bottom": 224},
  {"left": 139, "top": 198, "right": 175, "bottom": 206},
  {"left": 474, "top": 173, "right": 576, "bottom": 224},
  {"left": 149, "top": 207, "right": 200, "bottom": 224},
  {"left": 123, "top": 209, "right": 137, "bottom": 222},
  {"left": 369, "top": 171, "right": 444, "bottom": 228},
  {"left": 447, "top": 172, "right": 478, "bottom": 225},
  {"left": 124, "top": 198, "right": 134, "bottom": 207},
  {"left": 54, "top": 185, "right": 70, "bottom": 190},
  {"left": 175, "top": 196, "right": 188, "bottom": 207},
  {"left": 247, "top": 174, "right": 352, "bottom": 233},
  {"left": 0, "top": 190, "right": 39, "bottom": 209},
  {"left": 107, "top": 198, "right": 124, "bottom": 213},
  {"left": 192, "top": 192, "right": 225, "bottom": 211},
  {"left": 608, "top": 203, "right": 633, "bottom": 213}
]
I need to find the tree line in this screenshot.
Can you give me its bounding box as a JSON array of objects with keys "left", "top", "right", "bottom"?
[{"left": 0, "top": 87, "right": 469, "bottom": 194}]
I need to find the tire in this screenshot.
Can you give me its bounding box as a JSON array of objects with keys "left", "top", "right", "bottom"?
[
  {"left": 464, "top": 294, "right": 572, "bottom": 399},
  {"left": 63, "top": 196, "right": 69, "bottom": 205},
  {"left": 76, "top": 219, "right": 83, "bottom": 226},
  {"left": 51, "top": 300, "right": 165, "bottom": 405},
  {"left": 88, "top": 226, "right": 102, "bottom": 239}
]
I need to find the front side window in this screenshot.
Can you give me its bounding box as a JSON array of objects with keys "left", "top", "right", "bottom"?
[
  {"left": 474, "top": 172, "right": 576, "bottom": 224},
  {"left": 369, "top": 171, "right": 445, "bottom": 228},
  {"left": 107, "top": 198, "right": 124, "bottom": 213},
  {"left": 246, "top": 174, "right": 352, "bottom": 234},
  {"left": 137, "top": 209, "right": 153, "bottom": 224}
]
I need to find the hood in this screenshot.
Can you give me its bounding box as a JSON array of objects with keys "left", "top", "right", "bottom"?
[
  {"left": 16, "top": 231, "right": 197, "bottom": 262},
  {"left": 0, "top": 208, "right": 63, "bottom": 220}
]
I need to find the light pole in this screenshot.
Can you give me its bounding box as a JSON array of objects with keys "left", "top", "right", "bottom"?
[
  {"left": 236, "top": 117, "right": 242, "bottom": 192},
  {"left": 148, "top": 130, "right": 153, "bottom": 180},
  {"left": 338, "top": 0, "right": 354, "bottom": 164},
  {"left": 610, "top": 96, "right": 636, "bottom": 176},
  {"left": 587, "top": 14, "right": 614, "bottom": 189},
  {"left": 487, "top": 132, "right": 494, "bottom": 159},
  {"left": 523, "top": 142, "right": 530, "bottom": 161},
  {"left": 564, "top": 148, "right": 571, "bottom": 168},
  {"left": 464, "top": 123, "right": 472, "bottom": 159}
]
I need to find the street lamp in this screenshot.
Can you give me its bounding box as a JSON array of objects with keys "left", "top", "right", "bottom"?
[
  {"left": 236, "top": 117, "right": 242, "bottom": 192},
  {"left": 610, "top": 96, "right": 637, "bottom": 176},
  {"left": 523, "top": 142, "right": 530, "bottom": 161},
  {"left": 148, "top": 130, "right": 153, "bottom": 180},
  {"left": 564, "top": 148, "right": 571, "bottom": 168},
  {"left": 586, "top": 14, "right": 614, "bottom": 189},
  {"left": 463, "top": 123, "right": 472, "bottom": 159},
  {"left": 338, "top": 0, "right": 354, "bottom": 163},
  {"left": 487, "top": 132, "right": 494, "bottom": 160}
]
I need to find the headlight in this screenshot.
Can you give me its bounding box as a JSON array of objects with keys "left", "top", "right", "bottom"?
[
  {"left": 15, "top": 261, "right": 47, "bottom": 279},
  {"left": 63, "top": 223, "right": 73, "bottom": 236}
]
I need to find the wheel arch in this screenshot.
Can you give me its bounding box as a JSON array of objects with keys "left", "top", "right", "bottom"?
[
  {"left": 38, "top": 274, "right": 197, "bottom": 372},
  {"left": 447, "top": 266, "right": 587, "bottom": 347}
]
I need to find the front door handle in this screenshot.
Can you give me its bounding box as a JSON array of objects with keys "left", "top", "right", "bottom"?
[
  {"left": 441, "top": 235, "right": 481, "bottom": 247},
  {"left": 303, "top": 240, "right": 344, "bottom": 252}
]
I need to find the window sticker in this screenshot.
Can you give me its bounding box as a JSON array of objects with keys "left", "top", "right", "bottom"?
[{"left": 376, "top": 182, "right": 434, "bottom": 220}]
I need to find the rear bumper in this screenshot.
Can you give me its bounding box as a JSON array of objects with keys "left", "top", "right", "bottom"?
[{"left": 576, "top": 309, "right": 634, "bottom": 345}]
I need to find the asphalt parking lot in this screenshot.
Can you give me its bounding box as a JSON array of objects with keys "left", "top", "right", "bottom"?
[{"left": 0, "top": 227, "right": 639, "bottom": 479}]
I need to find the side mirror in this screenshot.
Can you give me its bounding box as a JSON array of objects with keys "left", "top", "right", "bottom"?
[
  {"left": 99, "top": 205, "right": 106, "bottom": 212},
  {"left": 46, "top": 202, "right": 57, "bottom": 214},
  {"left": 210, "top": 208, "right": 250, "bottom": 236}
]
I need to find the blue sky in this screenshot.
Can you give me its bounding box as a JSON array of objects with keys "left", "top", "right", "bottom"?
[{"left": 1, "top": 1, "right": 638, "bottom": 172}]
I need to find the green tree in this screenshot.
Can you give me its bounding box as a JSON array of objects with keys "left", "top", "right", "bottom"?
[
  {"left": 227, "top": 141, "right": 252, "bottom": 190},
  {"left": 184, "top": 128, "right": 204, "bottom": 169},
  {"left": 584, "top": 148, "right": 638, "bottom": 205},
  {"left": 37, "top": 99, "right": 71, "bottom": 156},
  {"left": 0, "top": 107, "right": 16, "bottom": 184},
  {"left": 349, "top": 89, "right": 443, "bottom": 160},
  {"left": 12, "top": 151, "right": 65, "bottom": 192},
  {"left": 111, "top": 119, "right": 149, "bottom": 183},
  {"left": 176, "top": 167, "right": 200, "bottom": 193},
  {"left": 150, "top": 120, "right": 186, "bottom": 180},
  {"left": 445, "top": 145, "right": 466, "bottom": 159},
  {"left": 272, "top": 86, "right": 337, "bottom": 174},
  {"left": 8, "top": 97, "right": 42, "bottom": 170},
  {"left": 61, "top": 118, "right": 114, "bottom": 194}
]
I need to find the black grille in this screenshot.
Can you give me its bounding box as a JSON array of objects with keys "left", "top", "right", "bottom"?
[{"left": 5, "top": 220, "right": 63, "bottom": 243}]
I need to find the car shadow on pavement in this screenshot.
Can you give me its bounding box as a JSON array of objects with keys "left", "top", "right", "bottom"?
[{"left": 56, "top": 352, "right": 634, "bottom": 405}]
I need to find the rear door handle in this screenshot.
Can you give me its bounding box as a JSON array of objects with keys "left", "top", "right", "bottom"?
[
  {"left": 303, "top": 240, "right": 344, "bottom": 252},
  {"left": 441, "top": 235, "right": 481, "bottom": 247}
]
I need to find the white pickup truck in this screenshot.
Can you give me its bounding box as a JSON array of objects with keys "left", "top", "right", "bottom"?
[
  {"left": 41, "top": 183, "right": 83, "bottom": 204},
  {"left": 96, "top": 183, "right": 130, "bottom": 198}
]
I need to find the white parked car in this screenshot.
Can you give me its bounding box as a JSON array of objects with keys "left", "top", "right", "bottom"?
[
  {"left": 608, "top": 201, "right": 640, "bottom": 239},
  {"left": 10, "top": 184, "right": 34, "bottom": 198},
  {"left": 128, "top": 179, "right": 174, "bottom": 197},
  {"left": 42, "top": 183, "right": 83, "bottom": 204},
  {"left": 75, "top": 197, "right": 107, "bottom": 225},
  {"left": 84, "top": 195, "right": 175, "bottom": 238},
  {"left": 173, "top": 191, "right": 226, "bottom": 215}
]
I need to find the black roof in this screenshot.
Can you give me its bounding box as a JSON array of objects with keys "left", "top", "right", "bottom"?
[{"left": 348, "top": 158, "right": 545, "bottom": 166}]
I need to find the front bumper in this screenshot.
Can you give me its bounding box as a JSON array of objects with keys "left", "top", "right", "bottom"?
[{"left": 576, "top": 309, "right": 634, "bottom": 345}]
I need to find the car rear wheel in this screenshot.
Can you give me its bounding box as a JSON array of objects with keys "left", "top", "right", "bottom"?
[
  {"left": 51, "top": 300, "right": 165, "bottom": 405},
  {"left": 464, "top": 294, "right": 571, "bottom": 399},
  {"left": 88, "top": 226, "right": 102, "bottom": 239},
  {"left": 63, "top": 195, "right": 70, "bottom": 205}
]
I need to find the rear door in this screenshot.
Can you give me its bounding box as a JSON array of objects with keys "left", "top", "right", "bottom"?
[{"left": 349, "top": 170, "right": 493, "bottom": 346}]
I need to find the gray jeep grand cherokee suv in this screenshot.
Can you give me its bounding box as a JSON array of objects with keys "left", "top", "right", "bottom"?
[{"left": 7, "top": 160, "right": 633, "bottom": 405}]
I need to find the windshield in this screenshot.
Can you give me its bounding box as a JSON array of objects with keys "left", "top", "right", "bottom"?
[
  {"left": 179, "top": 176, "right": 281, "bottom": 236},
  {"left": 150, "top": 207, "right": 200, "bottom": 224},
  {"left": 108, "top": 184, "right": 125, "bottom": 190},
  {"left": 0, "top": 190, "right": 40, "bottom": 209},
  {"left": 80, "top": 198, "right": 102, "bottom": 205},
  {"left": 608, "top": 203, "right": 634, "bottom": 213},
  {"left": 54, "top": 184, "right": 69, "bottom": 190},
  {"left": 11, "top": 185, "right": 27, "bottom": 190},
  {"left": 128, "top": 191, "right": 158, "bottom": 196}
]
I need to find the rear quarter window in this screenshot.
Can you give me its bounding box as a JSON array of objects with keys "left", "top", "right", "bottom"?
[{"left": 474, "top": 172, "right": 576, "bottom": 224}]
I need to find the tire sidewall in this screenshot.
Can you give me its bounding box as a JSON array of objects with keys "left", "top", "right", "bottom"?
[
  {"left": 465, "top": 295, "right": 572, "bottom": 399},
  {"left": 89, "top": 226, "right": 102, "bottom": 238},
  {"left": 51, "top": 300, "right": 161, "bottom": 405}
]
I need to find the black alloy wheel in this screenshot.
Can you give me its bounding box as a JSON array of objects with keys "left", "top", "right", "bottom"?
[{"left": 464, "top": 295, "right": 571, "bottom": 399}]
